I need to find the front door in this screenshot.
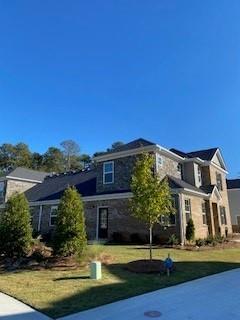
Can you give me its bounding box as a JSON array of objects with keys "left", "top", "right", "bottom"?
[{"left": 98, "top": 208, "right": 108, "bottom": 239}]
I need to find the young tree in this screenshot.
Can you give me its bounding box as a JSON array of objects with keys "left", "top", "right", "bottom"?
[
  {"left": 60, "top": 140, "right": 80, "bottom": 171},
  {"left": 186, "top": 218, "right": 195, "bottom": 242},
  {"left": 0, "top": 193, "right": 32, "bottom": 257},
  {"left": 130, "top": 153, "right": 174, "bottom": 261},
  {"left": 54, "top": 187, "right": 87, "bottom": 257}
]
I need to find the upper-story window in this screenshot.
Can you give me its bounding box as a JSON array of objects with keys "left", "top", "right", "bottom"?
[
  {"left": 216, "top": 172, "right": 223, "bottom": 191},
  {"left": 185, "top": 198, "right": 191, "bottom": 222},
  {"left": 197, "top": 166, "right": 202, "bottom": 184},
  {"left": 103, "top": 161, "right": 114, "bottom": 184},
  {"left": 0, "top": 182, "right": 5, "bottom": 204},
  {"left": 156, "top": 154, "right": 163, "bottom": 168}
]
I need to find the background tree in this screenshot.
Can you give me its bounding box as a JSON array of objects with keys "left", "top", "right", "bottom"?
[
  {"left": 0, "top": 143, "right": 16, "bottom": 172},
  {"left": 79, "top": 154, "right": 92, "bottom": 168},
  {"left": 54, "top": 187, "right": 87, "bottom": 257},
  {"left": 14, "top": 143, "right": 32, "bottom": 168},
  {"left": 130, "top": 153, "right": 173, "bottom": 261},
  {"left": 107, "top": 141, "right": 124, "bottom": 152},
  {"left": 31, "top": 152, "right": 44, "bottom": 170},
  {"left": 0, "top": 193, "right": 32, "bottom": 257},
  {"left": 42, "top": 147, "right": 65, "bottom": 172},
  {"left": 60, "top": 140, "right": 80, "bottom": 171},
  {"left": 186, "top": 218, "right": 195, "bottom": 242}
]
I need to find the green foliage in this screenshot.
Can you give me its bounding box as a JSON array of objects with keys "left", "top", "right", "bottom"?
[
  {"left": 42, "top": 147, "right": 65, "bottom": 172},
  {"left": 195, "top": 238, "right": 206, "bottom": 247},
  {"left": 130, "top": 153, "right": 174, "bottom": 259},
  {"left": 167, "top": 234, "right": 179, "bottom": 246},
  {"left": 186, "top": 218, "right": 195, "bottom": 242},
  {"left": 53, "top": 187, "right": 87, "bottom": 257},
  {"left": 0, "top": 193, "right": 32, "bottom": 257}
]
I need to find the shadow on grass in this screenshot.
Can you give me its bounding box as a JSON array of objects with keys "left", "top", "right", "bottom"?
[
  {"left": 40, "top": 261, "right": 240, "bottom": 318},
  {"left": 54, "top": 275, "right": 90, "bottom": 281}
]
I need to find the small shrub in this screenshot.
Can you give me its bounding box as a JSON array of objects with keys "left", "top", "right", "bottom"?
[
  {"left": 130, "top": 233, "right": 148, "bottom": 244},
  {"left": 167, "top": 234, "right": 179, "bottom": 246},
  {"left": 186, "top": 218, "right": 195, "bottom": 242},
  {"left": 111, "top": 232, "right": 130, "bottom": 244},
  {"left": 195, "top": 238, "right": 206, "bottom": 247}
]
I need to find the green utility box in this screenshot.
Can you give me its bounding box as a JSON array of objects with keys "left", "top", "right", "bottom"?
[{"left": 90, "top": 261, "right": 102, "bottom": 280}]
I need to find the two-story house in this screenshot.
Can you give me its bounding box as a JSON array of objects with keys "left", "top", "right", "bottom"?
[
  {"left": 0, "top": 138, "right": 232, "bottom": 244},
  {"left": 227, "top": 179, "right": 240, "bottom": 233}
]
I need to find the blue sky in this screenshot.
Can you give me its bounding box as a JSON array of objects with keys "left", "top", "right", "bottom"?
[{"left": 0, "top": 1, "right": 240, "bottom": 177}]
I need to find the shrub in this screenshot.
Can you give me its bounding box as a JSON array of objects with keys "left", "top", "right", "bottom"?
[
  {"left": 53, "top": 187, "right": 87, "bottom": 257},
  {"left": 167, "top": 234, "right": 179, "bottom": 246},
  {"left": 111, "top": 232, "right": 130, "bottom": 244},
  {"left": 195, "top": 238, "right": 206, "bottom": 247},
  {"left": 130, "top": 233, "right": 148, "bottom": 244},
  {"left": 0, "top": 193, "right": 33, "bottom": 257},
  {"left": 186, "top": 218, "right": 195, "bottom": 242}
]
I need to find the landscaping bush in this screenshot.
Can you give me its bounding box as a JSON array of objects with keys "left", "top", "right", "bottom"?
[
  {"left": 195, "top": 238, "right": 206, "bottom": 247},
  {"left": 111, "top": 232, "right": 130, "bottom": 244},
  {"left": 186, "top": 218, "right": 195, "bottom": 242},
  {"left": 130, "top": 233, "right": 148, "bottom": 244},
  {"left": 53, "top": 187, "right": 87, "bottom": 257},
  {"left": 0, "top": 193, "right": 32, "bottom": 257},
  {"left": 167, "top": 234, "right": 179, "bottom": 246}
]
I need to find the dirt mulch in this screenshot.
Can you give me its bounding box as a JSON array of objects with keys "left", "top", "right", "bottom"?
[{"left": 126, "top": 259, "right": 166, "bottom": 273}]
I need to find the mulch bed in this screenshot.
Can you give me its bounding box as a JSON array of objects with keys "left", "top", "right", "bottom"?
[{"left": 126, "top": 259, "right": 166, "bottom": 273}]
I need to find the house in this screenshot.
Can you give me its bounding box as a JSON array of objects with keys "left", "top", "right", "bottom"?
[
  {"left": 227, "top": 179, "right": 240, "bottom": 233},
  {"left": 0, "top": 138, "right": 232, "bottom": 244}
]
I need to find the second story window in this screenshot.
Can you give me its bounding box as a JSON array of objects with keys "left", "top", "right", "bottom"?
[
  {"left": 103, "top": 161, "right": 114, "bottom": 184},
  {"left": 185, "top": 198, "right": 191, "bottom": 222},
  {"left": 197, "top": 166, "right": 202, "bottom": 184},
  {"left": 216, "top": 172, "right": 223, "bottom": 191}
]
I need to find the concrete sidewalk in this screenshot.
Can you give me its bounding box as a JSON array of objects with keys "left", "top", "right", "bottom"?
[
  {"left": 0, "top": 292, "right": 51, "bottom": 320},
  {"left": 59, "top": 268, "right": 240, "bottom": 320}
]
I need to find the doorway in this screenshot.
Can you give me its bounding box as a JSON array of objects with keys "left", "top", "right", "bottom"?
[
  {"left": 98, "top": 207, "right": 108, "bottom": 239},
  {"left": 212, "top": 203, "right": 220, "bottom": 235}
]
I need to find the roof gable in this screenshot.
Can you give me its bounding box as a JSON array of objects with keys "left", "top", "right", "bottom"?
[{"left": 6, "top": 167, "right": 48, "bottom": 182}]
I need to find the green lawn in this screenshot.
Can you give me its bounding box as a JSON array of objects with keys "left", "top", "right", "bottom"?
[{"left": 1, "top": 245, "right": 240, "bottom": 318}]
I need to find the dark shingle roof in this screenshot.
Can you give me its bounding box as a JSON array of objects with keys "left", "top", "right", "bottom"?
[
  {"left": 170, "top": 148, "right": 218, "bottom": 161},
  {"left": 95, "top": 138, "right": 156, "bottom": 156},
  {"left": 167, "top": 176, "right": 207, "bottom": 194},
  {"left": 6, "top": 167, "right": 48, "bottom": 182},
  {"left": 25, "top": 169, "right": 97, "bottom": 201},
  {"left": 200, "top": 185, "right": 216, "bottom": 194},
  {"left": 227, "top": 179, "right": 240, "bottom": 189}
]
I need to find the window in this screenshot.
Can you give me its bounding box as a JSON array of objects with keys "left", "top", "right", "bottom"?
[
  {"left": 160, "top": 198, "right": 176, "bottom": 226},
  {"left": 103, "top": 161, "right": 114, "bottom": 184},
  {"left": 220, "top": 206, "right": 227, "bottom": 225},
  {"left": 185, "top": 199, "right": 191, "bottom": 222},
  {"left": 50, "top": 206, "right": 58, "bottom": 226},
  {"left": 216, "top": 172, "right": 223, "bottom": 191},
  {"left": 197, "top": 166, "right": 202, "bottom": 184},
  {"left": 0, "top": 182, "right": 5, "bottom": 204},
  {"left": 156, "top": 154, "right": 163, "bottom": 168},
  {"left": 202, "top": 201, "right": 207, "bottom": 225}
]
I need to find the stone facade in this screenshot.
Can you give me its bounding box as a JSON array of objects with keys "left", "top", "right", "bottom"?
[{"left": 5, "top": 179, "right": 37, "bottom": 201}]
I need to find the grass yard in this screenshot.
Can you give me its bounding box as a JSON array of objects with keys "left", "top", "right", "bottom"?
[{"left": 1, "top": 245, "right": 240, "bottom": 318}]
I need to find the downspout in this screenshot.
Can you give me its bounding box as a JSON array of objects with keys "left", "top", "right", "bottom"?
[{"left": 38, "top": 205, "right": 43, "bottom": 232}]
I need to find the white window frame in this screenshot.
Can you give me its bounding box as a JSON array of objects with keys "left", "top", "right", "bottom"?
[
  {"left": 156, "top": 153, "right": 163, "bottom": 171},
  {"left": 201, "top": 201, "right": 207, "bottom": 225},
  {"left": 103, "top": 161, "right": 114, "bottom": 184},
  {"left": 184, "top": 198, "right": 191, "bottom": 222},
  {"left": 197, "top": 165, "right": 202, "bottom": 184},
  {"left": 49, "top": 205, "right": 58, "bottom": 227}
]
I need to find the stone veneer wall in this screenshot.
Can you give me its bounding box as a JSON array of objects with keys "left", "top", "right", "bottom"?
[
  {"left": 5, "top": 179, "right": 37, "bottom": 201},
  {"left": 96, "top": 153, "right": 181, "bottom": 194}
]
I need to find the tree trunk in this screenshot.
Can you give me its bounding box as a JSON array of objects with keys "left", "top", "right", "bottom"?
[{"left": 149, "top": 225, "right": 153, "bottom": 261}]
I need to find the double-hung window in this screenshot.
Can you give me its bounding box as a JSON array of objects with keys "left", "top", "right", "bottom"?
[
  {"left": 0, "top": 182, "right": 5, "bottom": 204},
  {"left": 185, "top": 199, "right": 191, "bottom": 222},
  {"left": 197, "top": 166, "right": 202, "bottom": 184},
  {"left": 50, "top": 206, "right": 58, "bottom": 226},
  {"left": 103, "top": 161, "right": 114, "bottom": 184},
  {"left": 220, "top": 206, "right": 227, "bottom": 225},
  {"left": 216, "top": 173, "right": 223, "bottom": 191},
  {"left": 202, "top": 201, "right": 207, "bottom": 225}
]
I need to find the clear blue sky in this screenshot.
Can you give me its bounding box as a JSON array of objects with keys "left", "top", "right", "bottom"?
[{"left": 0, "top": 1, "right": 239, "bottom": 177}]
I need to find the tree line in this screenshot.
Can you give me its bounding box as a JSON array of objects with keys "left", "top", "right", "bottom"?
[{"left": 0, "top": 140, "right": 124, "bottom": 174}]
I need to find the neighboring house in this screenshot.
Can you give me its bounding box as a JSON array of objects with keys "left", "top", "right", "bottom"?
[
  {"left": 0, "top": 138, "right": 233, "bottom": 244},
  {"left": 227, "top": 179, "right": 240, "bottom": 233}
]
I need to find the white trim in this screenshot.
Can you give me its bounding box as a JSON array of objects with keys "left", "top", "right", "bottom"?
[
  {"left": 212, "top": 149, "right": 227, "bottom": 171},
  {"left": 184, "top": 157, "right": 204, "bottom": 164},
  {"left": 156, "top": 145, "right": 185, "bottom": 161},
  {"left": 49, "top": 205, "right": 58, "bottom": 227},
  {"left": 103, "top": 161, "right": 114, "bottom": 184},
  {"left": 5, "top": 176, "right": 43, "bottom": 184},
  {"left": 96, "top": 206, "right": 109, "bottom": 240},
  {"left": 38, "top": 205, "right": 43, "bottom": 232}
]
